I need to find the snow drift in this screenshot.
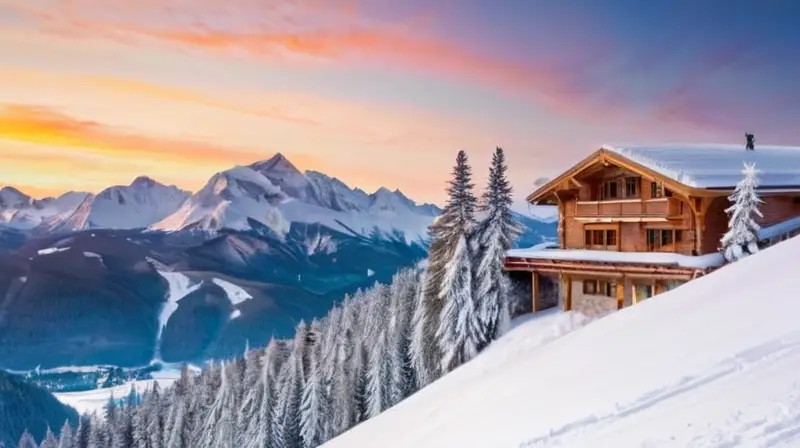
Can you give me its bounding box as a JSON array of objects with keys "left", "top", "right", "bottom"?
[{"left": 323, "top": 235, "right": 800, "bottom": 447}]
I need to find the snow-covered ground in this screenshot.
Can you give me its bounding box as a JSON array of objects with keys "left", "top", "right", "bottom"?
[
  {"left": 212, "top": 278, "right": 252, "bottom": 304},
  {"left": 323, "top": 235, "right": 800, "bottom": 447},
  {"left": 54, "top": 370, "right": 182, "bottom": 416}
]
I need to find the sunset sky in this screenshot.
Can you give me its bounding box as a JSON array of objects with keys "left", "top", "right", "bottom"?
[{"left": 1, "top": 0, "right": 799, "bottom": 209}]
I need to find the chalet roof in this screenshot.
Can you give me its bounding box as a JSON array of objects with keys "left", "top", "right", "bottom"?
[{"left": 603, "top": 144, "right": 800, "bottom": 190}]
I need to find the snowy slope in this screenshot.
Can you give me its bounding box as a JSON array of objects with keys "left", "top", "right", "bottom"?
[
  {"left": 151, "top": 153, "right": 441, "bottom": 242},
  {"left": 0, "top": 187, "right": 87, "bottom": 229},
  {"left": 323, "top": 236, "right": 800, "bottom": 447},
  {"left": 39, "top": 177, "right": 190, "bottom": 232}
]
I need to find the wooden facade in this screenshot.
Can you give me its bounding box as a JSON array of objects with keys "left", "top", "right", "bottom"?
[{"left": 506, "top": 147, "right": 800, "bottom": 317}]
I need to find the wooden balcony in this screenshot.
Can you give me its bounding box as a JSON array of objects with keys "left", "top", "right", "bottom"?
[{"left": 575, "top": 197, "right": 682, "bottom": 219}]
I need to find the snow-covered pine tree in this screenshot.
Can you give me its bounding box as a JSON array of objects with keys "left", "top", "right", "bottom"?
[
  {"left": 273, "top": 323, "right": 308, "bottom": 448},
  {"left": 409, "top": 266, "right": 437, "bottom": 388},
  {"left": 240, "top": 339, "right": 284, "bottom": 448},
  {"left": 197, "top": 360, "right": 237, "bottom": 448},
  {"left": 435, "top": 150, "right": 482, "bottom": 373},
  {"left": 87, "top": 413, "right": 106, "bottom": 448},
  {"left": 386, "top": 268, "right": 417, "bottom": 405},
  {"left": 111, "top": 404, "right": 134, "bottom": 448},
  {"left": 364, "top": 284, "right": 392, "bottom": 418},
  {"left": 235, "top": 347, "right": 263, "bottom": 441},
  {"left": 40, "top": 426, "right": 58, "bottom": 448},
  {"left": 300, "top": 320, "right": 327, "bottom": 448},
  {"left": 328, "top": 297, "right": 358, "bottom": 436},
  {"left": 146, "top": 382, "right": 165, "bottom": 448},
  {"left": 16, "top": 430, "right": 37, "bottom": 448},
  {"left": 318, "top": 306, "right": 342, "bottom": 441},
  {"left": 474, "top": 147, "right": 522, "bottom": 348},
  {"left": 57, "top": 421, "right": 73, "bottom": 448},
  {"left": 74, "top": 414, "right": 91, "bottom": 448},
  {"left": 720, "top": 162, "right": 764, "bottom": 262}
]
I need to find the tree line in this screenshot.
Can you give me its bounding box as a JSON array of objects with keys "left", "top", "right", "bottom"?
[{"left": 14, "top": 147, "right": 522, "bottom": 448}]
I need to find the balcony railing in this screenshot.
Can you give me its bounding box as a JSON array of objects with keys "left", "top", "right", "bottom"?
[{"left": 575, "top": 197, "right": 681, "bottom": 218}]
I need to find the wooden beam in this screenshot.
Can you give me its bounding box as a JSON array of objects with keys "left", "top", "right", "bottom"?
[
  {"left": 563, "top": 275, "right": 573, "bottom": 311},
  {"left": 532, "top": 272, "right": 540, "bottom": 313},
  {"left": 616, "top": 281, "right": 624, "bottom": 310}
]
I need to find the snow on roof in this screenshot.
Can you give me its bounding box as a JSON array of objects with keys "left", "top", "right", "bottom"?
[
  {"left": 505, "top": 246, "right": 724, "bottom": 270},
  {"left": 322, "top": 235, "right": 800, "bottom": 447},
  {"left": 759, "top": 215, "right": 800, "bottom": 240},
  {"left": 602, "top": 143, "right": 800, "bottom": 189}
]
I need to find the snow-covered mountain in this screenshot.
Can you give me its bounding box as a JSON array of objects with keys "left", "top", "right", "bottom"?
[
  {"left": 151, "top": 153, "right": 442, "bottom": 242},
  {"left": 0, "top": 187, "right": 88, "bottom": 229},
  {"left": 323, "top": 236, "right": 800, "bottom": 447},
  {"left": 36, "top": 176, "right": 190, "bottom": 232}
]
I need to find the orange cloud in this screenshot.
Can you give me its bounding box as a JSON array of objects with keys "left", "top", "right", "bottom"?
[
  {"left": 0, "top": 104, "right": 321, "bottom": 169},
  {"left": 11, "top": 2, "right": 604, "bottom": 119}
]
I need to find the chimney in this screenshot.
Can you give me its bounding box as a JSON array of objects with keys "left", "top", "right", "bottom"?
[{"left": 745, "top": 133, "right": 755, "bottom": 150}]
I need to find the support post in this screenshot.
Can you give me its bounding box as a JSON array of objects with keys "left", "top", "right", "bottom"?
[
  {"left": 532, "top": 271, "right": 540, "bottom": 313},
  {"left": 563, "top": 275, "right": 572, "bottom": 311},
  {"left": 616, "top": 280, "right": 624, "bottom": 310},
  {"left": 631, "top": 281, "right": 638, "bottom": 305},
  {"left": 654, "top": 280, "right": 665, "bottom": 295}
]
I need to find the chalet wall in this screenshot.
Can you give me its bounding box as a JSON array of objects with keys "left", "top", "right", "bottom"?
[
  {"left": 569, "top": 278, "right": 618, "bottom": 317},
  {"left": 703, "top": 197, "right": 728, "bottom": 254},
  {"left": 702, "top": 194, "right": 800, "bottom": 253},
  {"left": 761, "top": 195, "right": 800, "bottom": 227}
]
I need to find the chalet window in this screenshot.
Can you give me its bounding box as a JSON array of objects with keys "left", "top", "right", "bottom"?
[
  {"left": 647, "top": 229, "right": 684, "bottom": 251},
  {"left": 650, "top": 181, "right": 673, "bottom": 198},
  {"left": 583, "top": 279, "right": 597, "bottom": 295},
  {"left": 585, "top": 228, "right": 617, "bottom": 249},
  {"left": 625, "top": 177, "right": 639, "bottom": 197},
  {"left": 583, "top": 279, "right": 614, "bottom": 297},
  {"left": 602, "top": 181, "right": 619, "bottom": 199},
  {"left": 606, "top": 229, "right": 617, "bottom": 246}
]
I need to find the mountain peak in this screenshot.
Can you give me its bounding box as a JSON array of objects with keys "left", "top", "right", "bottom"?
[
  {"left": 130, "top": 175, "right": 158, "bottom": 188},
  {"left": 250, "top": 153, "right": 300, "bottom": 174}
]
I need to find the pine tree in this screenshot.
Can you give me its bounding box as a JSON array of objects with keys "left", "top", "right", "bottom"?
[
  {"left": 274, "top": 323, "right": 308, "bottom": 448},
  {"left": 328, "top": 298, "right": 357, "bottom": 437},
  {"left": 318, "top": 306, "right": 342, "bottom": 441},
  {"left": 17, "top": 430, "right": 37, "bottom": 448},
  {"left": 434, "top": 150, "right": 481, "bottom": 373},
  {"left": 409, "top": 266, "right": 436, "bottom": 388},
  {"left": 87, "top": 413, "right": 106, "bottom": 448},
  {"left": 146, "top": 382, "right": 165, "bottom": 448},
  {"left": 74, "top": 414, "right": 91, "bottom": 448},
  {"left": 57, "top": 421, "right": 73, "bottom": 448},
  {"left": 386, "top": 268, "right": 417, "bottom": 405},
  {"left": 364, "top": 284, "right": 393, "bottom": 418},
  {"left": 197, "top": 360, "right": 237, "bottom": 448},
  {"left": 40, "top": 426, "right": 58, "bottom": 448},
  {"left": 474, "top": 147, "right": 522, "bottom": 348},
  {"left": 299, "top": 320, "right": 327, "bottom": 448},
  {"left": 720, "top": 162, "right": 763, "bottom": 262}
]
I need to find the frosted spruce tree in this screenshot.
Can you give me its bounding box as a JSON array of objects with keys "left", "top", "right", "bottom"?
[
  {"left": 435, "top": 150, "right": 482, "bottom": 373},
  {"left": 39, "top": 427, "right": 58, "bottom": 448},
  {"left": 17, "top": 430, "right": 37, "bottom": 448},
  {"left": 474, "top": 147, "right": 522, "bottom": 349},
  {"left": 57, "top": 421, "right": 73, "bottom": 448},
  {"left": 720, "top": 162, "right": 763, "bottom": 262}
]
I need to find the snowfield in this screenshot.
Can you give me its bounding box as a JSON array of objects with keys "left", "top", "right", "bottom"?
[
  {"left": 323, "top": 235, "right": 800, "bottom": 447},
  {"left": 54, "top": 370, "right": 182, "bottom": 416},
  {"left": 153, "top": 270, "right": 202, "bottom": 351}
]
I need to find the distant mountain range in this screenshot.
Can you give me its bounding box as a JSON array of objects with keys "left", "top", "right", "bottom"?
[
  {"left": 1, "top": 153, "right": 443, "bottom": 243},
  {"left": 0, "top": 153, "right": 556, "bottom": 371}
]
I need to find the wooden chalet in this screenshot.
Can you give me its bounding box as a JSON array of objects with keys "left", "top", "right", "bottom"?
[{"left": 505, "top": 143, "right": 800, "bottom": 317}]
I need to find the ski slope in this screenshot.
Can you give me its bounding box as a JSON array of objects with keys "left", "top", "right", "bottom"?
[{"left": 323, "top": 236, "right": 800, "bottom": 448}]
